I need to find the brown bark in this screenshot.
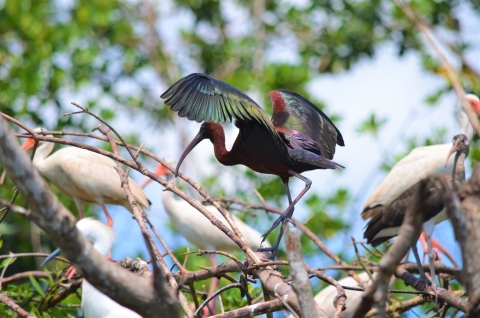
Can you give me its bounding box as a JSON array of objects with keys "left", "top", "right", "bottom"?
[
  {"left": 0, "top": 117, "right": 180, "bottom": 317},
  {"left": 449, "top": 163, "right": 480, "bottom": 317}
]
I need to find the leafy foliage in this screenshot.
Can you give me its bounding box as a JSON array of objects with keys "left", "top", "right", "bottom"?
[{"left": 0, "top": 0, "right": 478, "bottom": 316}]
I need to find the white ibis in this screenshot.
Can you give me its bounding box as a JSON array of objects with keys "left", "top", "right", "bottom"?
[
  {"left": 362, "top": 94, "right": 480, "bottom": 263},
  {"left": 287, "top": 272, "right": 373, "bottom": 318},
  {"left": 41, "top": 218, "right": 141, "bottom": 318},
  {"left": 140, "top": 164, "right": 270, "bottom": 251},
  {"left": 18, "top": 128, "right": 151, "bottom": 227},
  {"left": 364, "top": 134, "right": 470, "bottom": 292}
]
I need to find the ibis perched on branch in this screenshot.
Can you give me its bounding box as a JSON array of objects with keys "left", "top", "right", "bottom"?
[
  {"left": 17, "top": 128, "right": 151, "bottom": 227},
  {"left": 161, "top": 73, "right": 344, "bottom": 257},
  {"left": 41, "top": 218, "right": 141, "bottom": 318},
  {"left": 362, "top": 94, "right": 480, "bottom": 264},
  {"left": 364, "top": 134, "right": 470, "bottom": 292}
]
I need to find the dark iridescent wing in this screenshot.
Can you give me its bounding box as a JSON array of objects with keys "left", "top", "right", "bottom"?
[
  {"left": 161, "top": 73, "right": 280, "bottom": 141},
  {"left": 270, "top": 89, "right": 344, "bottom": 160},
  {"left": 364, "top": 177, "right": 447, "bottom": 246}
]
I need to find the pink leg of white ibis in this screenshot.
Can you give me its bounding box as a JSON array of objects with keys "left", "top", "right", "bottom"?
[
  {"left": 420, "top": 232, "right": 458, "bottom": 267},
  {"left": 101, "top": 204, "right": 114, "bottom": 228},
  {"left": 203, "top": 254, "right": 218, "bottom": 317}
]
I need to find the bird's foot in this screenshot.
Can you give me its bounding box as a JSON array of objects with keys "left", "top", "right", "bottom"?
[
  {"left": 413, "top": 276, "right": 431, "bottom": 290},
  {"left": 255, "top": 247, "right": 274, "bottom": 260},
  {"left": 261, "top": 213, "right": 295, "bottom": 241}
]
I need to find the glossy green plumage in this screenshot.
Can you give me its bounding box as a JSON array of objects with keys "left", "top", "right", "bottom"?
[
  {"left": 271, "top": 89, "right": 344, "bottom": 160},
  {"left": 161, "top": 73, "right": 280, "bottom": 142}
]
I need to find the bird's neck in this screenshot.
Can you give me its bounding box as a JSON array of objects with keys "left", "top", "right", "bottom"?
[
  {"left": 452, "top": 152, "right": 466, "bottom": 190},
  {"left": 32, "top": 142, "right": 55, "bottom": 173},
  {"left": 209, "top": 128, "right": 238, "bottom": 166},
  {"left": 457, "top": 102, "right": 474, "bottom": 140}
]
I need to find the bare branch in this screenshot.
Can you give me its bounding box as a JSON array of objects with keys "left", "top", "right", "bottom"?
[
  {"left": 96, "top": 125, "right": 191, "bottom": 317},
  {"left": 285, "top": 224, "right": 326, "bottom": 317},
  {"left": 193, "top": 283, "right": 243, "bottom": 317},
  {"left": 0, "top": 293, "right": 35, "bottom": 318},
  {"left": 395, "top": 0, "right": 480, "bottom": 136},
  {"left": 219, "top": 198, "right": 364, "bottom": 283},
  {"left": 448, "top": 163, "right": 480, "bottom": 316},
  {"left": 0, "top": 117, "right": 180, "bottom": 317}
]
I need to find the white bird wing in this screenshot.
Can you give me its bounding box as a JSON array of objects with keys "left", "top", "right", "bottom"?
[
  {"left": 286, "top": 272, "right": 372, "bottom": 318},
  {"left": 163, "top": 192, "right": 268, "bottom": 251},
  {"left": 41, "top": 147, "right": 150, "bottom": 211},
  {"left": 363, "top": 143, "right": 454, "bottom": 215},
  {"left": 82, "top": 280, "right": 142, "bottom": 318}
]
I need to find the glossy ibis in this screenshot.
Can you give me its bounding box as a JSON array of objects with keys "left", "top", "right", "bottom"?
[
  {"left": 17, "top": 128, "right": 151, "bottom": 227},
  {"left": 41, "top": 218, "right": 141, "bottom": 318},
  {"left": 362, "top": 94, "right": 480, "bottom": 265},
  {"left": 161, "top": 73, "right": 344, "bottom": 257},
  {"left": 364, "top": 134, "right": 470, "bottom": 292}
]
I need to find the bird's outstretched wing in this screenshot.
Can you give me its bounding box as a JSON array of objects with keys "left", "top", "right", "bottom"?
[
  {"left": 161, "top": 73, "right": 280, "bottom": 140},
  {"left": 270, "top": 90, "right": 344, "bottom": 160}
]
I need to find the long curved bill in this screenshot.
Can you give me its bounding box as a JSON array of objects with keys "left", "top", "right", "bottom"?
[
  {"left": 445, "top": 138, "right": 461, "bottom": 167},
  {"left": 41, "top": 248, "right": 62, "bottom": 267},
  {"left": 175, "top": 126, "right": 206, "bottom": 177}
]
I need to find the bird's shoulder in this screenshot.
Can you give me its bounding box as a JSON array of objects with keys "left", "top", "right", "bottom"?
[{"left": 270, "top": 90, "right": 343, "bottom": 159}]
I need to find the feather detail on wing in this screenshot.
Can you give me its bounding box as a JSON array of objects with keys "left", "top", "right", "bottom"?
[
  {"left": 270, "top": 89, "right": 344, "bottom": 160},
  {"left": 161, "top": 73, "right": 281, "bottom": 142}
]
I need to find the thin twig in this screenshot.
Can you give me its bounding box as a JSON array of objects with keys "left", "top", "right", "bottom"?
[
  {"left": 351, "top": 237, "right": 374, "bottom": 282},
  {"left": 193, "top": 283, "right": 243, "bottom": 317},
  {"left": 0, "top": 253, "right": 15, "bottom": 290},
  {"left": 0, "top": 293, "right": 35, "bottom": 318}
]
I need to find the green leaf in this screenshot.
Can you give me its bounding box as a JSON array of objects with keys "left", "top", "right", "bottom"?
[
  {"left": 0, "top": 257, "right": 17, "bottom": 268},
  {"left": 28, "top": 275, "right": 45, "bottom": 296},
  {"left": 44, "top": 268, "right": 54, "bottom": 284}
]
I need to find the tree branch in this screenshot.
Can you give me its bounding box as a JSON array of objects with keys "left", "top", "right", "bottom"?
[
  {"left": 285, "top": 224, "right": 326, "bottom": 317},
  {"left": 0, "top": 117, "right": 180, "bottom": 317},
  {"left": 0, "top": 292, "right": 35, "bottom": 318},
  {"left": 449, "top": 163, "right": 480, "bottom": 316}
]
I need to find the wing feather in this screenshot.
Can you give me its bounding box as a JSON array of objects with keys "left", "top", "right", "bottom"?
[
  {"left": 271, "top": 89, "right": 344, "bottom": 160},
  {"left": 162, "top": 73, "right": 281, "bottom": 142}
]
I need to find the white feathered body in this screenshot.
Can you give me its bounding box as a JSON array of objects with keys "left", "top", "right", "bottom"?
[
  {"left": 34, "top": 146, "right": 150, "bottom": 212},
  {"left": 162, "top": 191, "right": 269, "bottom": 251},
  {"left": 75, "top": 218, "right": 142, "bottom": 318},
  {"left": 363, "top": 143, "right": 454, "bottom": 216}
]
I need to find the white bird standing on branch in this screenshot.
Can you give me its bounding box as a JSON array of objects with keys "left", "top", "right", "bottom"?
[
  {"left": 12, "top": 127, "right": 151, "bottom": 227},
  {"left": 42, "top": 218, "right": 141, "bottom": 318},
  {"left": 361, "top": 94, "right": 480, "bottom": 264},
  {"left": 140, "top": 164, "right": 270, "bottom": 251}
]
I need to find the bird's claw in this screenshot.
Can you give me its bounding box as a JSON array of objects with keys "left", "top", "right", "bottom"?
[{"left": 413, "top": 276, "right": 431, "bottom": 290}]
